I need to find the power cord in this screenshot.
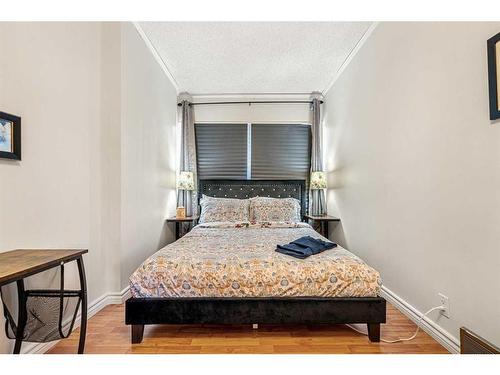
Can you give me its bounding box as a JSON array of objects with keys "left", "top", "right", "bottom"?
[{"left": 346, "top": 305, "right": 445, "bottom": 343}]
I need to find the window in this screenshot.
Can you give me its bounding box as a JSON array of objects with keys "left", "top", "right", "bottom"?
[
  {"left": 251, "top": 124, "right": 311, "bottom": 180},
  {"left": 195, "top": 123, "right": 247, "bottom": 180},
  {"left": 195, "top": 123, "right": 311, "bottom": 181}
]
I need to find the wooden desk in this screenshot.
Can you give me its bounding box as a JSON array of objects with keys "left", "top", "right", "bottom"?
[{"left": 0, "top": 249, "right": 88, "bottom": 354}]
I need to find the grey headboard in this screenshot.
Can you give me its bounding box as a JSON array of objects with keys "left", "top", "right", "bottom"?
[{"left": 198, "top": 179, "right": 307, "bottom": 218}]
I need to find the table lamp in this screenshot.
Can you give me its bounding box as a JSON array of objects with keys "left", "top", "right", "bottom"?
[
  {"left": 176, "top": 171, "right": 194, "bottom": 218},
  {"left": 310, "top": 171, "right": 327, "bottom": 190}
]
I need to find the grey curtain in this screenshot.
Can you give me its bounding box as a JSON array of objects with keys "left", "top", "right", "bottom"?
[
  {"left": 310, "top": 98, "right": 326, "bottom": 215},
  {"left": 177, "top": 99, "right": 198, "bottom": 216}
]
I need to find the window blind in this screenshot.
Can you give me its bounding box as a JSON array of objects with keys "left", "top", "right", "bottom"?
[
  {"left": 195, "top": 123, "right": 248, "bottom": 180},
  {"left": 251, "top": 124, "right": 311, "bottom": 180}
]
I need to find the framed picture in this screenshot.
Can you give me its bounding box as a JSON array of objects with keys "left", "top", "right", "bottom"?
[
  {"left": 0, "top": 111, "right": 21, "bottom": 160},
  {"left": 487, "top": 32, "right": 500, "bottom": 120}
]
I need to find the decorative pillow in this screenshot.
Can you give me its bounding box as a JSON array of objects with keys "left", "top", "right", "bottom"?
[
  {"left": 199, "top": 195, "right": 250, "bottom": 224},
  {"left": 249, "top": 196, "right": 301, "bottom": 223}
]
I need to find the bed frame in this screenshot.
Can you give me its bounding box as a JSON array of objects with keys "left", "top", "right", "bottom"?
[{"left": 125, "top": 179, "right": 386, "bottom": 343}]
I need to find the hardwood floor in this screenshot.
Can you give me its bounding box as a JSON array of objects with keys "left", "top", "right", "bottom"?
[{"left": 47, "top": 303, "right": 449, "bottom": 354}]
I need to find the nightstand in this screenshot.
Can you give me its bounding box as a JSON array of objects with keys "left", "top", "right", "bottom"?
[
  {"left": 304, "top": 214, "right": 340, "bottom": 239},
  {"left": 166, "top": 215, "right": 199, "bottom": 240}
]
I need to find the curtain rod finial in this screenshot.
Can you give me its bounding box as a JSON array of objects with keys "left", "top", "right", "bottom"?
[
  {"left": 177, "top": 92, "right": 193, "bottom": 103},
  {"left": 310, "top": 91, "right": 324, "bottom": 102}
]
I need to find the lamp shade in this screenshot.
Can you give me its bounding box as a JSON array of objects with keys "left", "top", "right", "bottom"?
[
  {"left": 177, "top": 171, "right": 195, "bottom": 190},
  {"left": 310, "top": 171, "right": 327, "bottom": 189}
]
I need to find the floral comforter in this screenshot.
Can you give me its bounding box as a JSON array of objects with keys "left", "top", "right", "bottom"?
[{"left": 129, "top": 222, "right": 381, "bottom": 298}]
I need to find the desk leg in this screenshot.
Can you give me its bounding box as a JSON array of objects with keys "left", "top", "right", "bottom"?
[
  {"left": 13, "top": 280, "right": 26, "bottom": 354},
  {"left": 76, "top": 256, "right": 87, "bottom": 354},
  {"left": 323, "top": 221, "right": 329, "bottom": 239}
]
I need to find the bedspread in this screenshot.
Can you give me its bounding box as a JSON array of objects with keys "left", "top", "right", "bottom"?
[{"left": 129, "top": 222, "right": 381, "bottom": 298}]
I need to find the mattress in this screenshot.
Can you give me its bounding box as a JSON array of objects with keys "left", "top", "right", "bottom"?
[{"left": 129, "top": 222, "right": 381, "bottom": 298}]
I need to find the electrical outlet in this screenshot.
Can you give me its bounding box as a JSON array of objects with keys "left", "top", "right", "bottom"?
[{"left": 438, "top": 293, "right": 450, "bottom": 318}]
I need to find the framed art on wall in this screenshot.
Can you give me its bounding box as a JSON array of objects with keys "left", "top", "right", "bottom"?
[
  {"left": 487, "top": 32, "right": 500, "bottom": 120},
  {"left": 0, "top": 111, "right": 21, "bottom": 160}
]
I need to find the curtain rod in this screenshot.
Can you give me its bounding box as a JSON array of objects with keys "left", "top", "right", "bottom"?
[{"left": 177, "top": 100, "right": 324, "bottom": 107}]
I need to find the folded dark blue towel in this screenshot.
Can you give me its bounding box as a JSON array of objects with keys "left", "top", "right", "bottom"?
[
  {"left": 276, "top": 236, "right": 337, "bottom": 259},
  {"left": 276, "top": 243, "right": 314, "bottom": 259},
  {"left": 291, "top": 236, "right": 337, "bottom": 253}
]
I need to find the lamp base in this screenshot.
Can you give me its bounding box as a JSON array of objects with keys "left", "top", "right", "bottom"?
[{"left": 176, "top": 207, "right": 186, "bottom": 219}]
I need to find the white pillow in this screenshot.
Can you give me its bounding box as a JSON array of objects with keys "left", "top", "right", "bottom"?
[
  {"left": 199, "top": 195, "right": 250, "bottom": 224},
  {"left": 249, "top": 196, "right": 301, "bottom": 223}
]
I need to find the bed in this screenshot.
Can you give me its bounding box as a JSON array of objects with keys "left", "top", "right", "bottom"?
[{"left": 125, "top": 180, "right": 386, "bottom": 343}]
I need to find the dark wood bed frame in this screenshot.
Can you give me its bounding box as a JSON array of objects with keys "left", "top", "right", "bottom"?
[{"left": 125, "top": 179, "right": 386, "bottom": 343}]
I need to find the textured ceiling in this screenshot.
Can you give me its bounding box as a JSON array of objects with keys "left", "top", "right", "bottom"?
[{"left": 138, "top": 22, "right": 371, "bottom": 94}]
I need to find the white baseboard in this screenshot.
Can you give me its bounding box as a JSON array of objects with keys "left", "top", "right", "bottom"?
[
  {"left": 105, "top": 285, "right": 131, "bottom": 305},
  {"left": 379, "top": 285, "right": 460, "bottom": 354},
  {"left": 21, "top": 286, "right": 130, "bottom": 354},
  {"left": 119, "top": 285, "right": 132, "bottom": 302}
]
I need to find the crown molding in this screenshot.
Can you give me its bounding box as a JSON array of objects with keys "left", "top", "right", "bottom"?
[
  {"left": 132, "top": 22, "right": 180, "bottom": 93},
  {"left": 322, "top": 22, "right": 379, "bottom": 96}
]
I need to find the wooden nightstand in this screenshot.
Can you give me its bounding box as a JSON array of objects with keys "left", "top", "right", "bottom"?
[
  {"left": 304, "top": 214, "right": 340, "bottom": 239},
  {"left": 166, "top": 216, "right": 199, "bottom": 240}
]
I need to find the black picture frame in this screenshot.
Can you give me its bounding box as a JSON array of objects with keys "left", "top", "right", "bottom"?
[
  {"left": 487, "top": 32, "right": 500, "bottom": 120},
  {"left": 0, "top": 111, "right": 21, "bottom": 160}
]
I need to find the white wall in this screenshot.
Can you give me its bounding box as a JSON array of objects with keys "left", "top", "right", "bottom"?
[
  {"left": 193, "top": 97, "right": 311, "bottom": 124},
  {"left": 100, "top": 22, "right": 123, "bottom": 294},
  {"left": 0, "top": 22, "right": 107, "bottom": 353},
  {"left": 0, "top": 22, "right": 179, "bottom": 353},
  {"left": 120, "top": 23, "right": 178, "bottom": 289},
  {"left": 324, "top": 22, "right": 500, "bottom": 346}
]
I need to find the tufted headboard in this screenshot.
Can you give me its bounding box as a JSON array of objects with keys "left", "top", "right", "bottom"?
[{"left": 198, "top": 179, "right": 307, "bottom": 219}]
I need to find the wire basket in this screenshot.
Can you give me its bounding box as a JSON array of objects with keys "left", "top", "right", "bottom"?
[{"left": 2, "top": 265, "right": 81, "bottom": 343}]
